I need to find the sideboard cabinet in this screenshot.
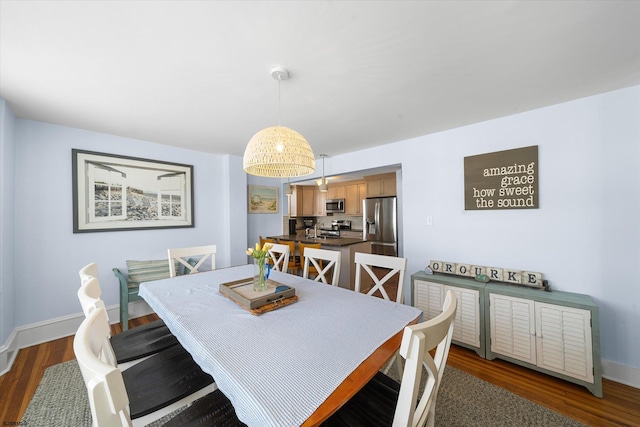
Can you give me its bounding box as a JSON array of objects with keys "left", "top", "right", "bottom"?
[
  {"left": 411, "top": 272, "right": 602, "bottom": 397},
  {"left": 411, "top": 272, "right": 485, "bottom": 357},
  {"left": 485, "top": 282, "right": 601, "bottom": 397}
]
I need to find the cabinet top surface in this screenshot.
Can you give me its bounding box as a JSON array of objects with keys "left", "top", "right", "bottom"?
[
  {"left": 412, "top": 271, "right": 486, "bottom": 289},
  {"left": 412, "top": 271, "right": 597, "bottom": 308}
]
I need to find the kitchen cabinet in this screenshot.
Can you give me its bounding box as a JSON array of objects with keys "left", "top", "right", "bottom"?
[
  {"left": 365, "top": 173, "right": 396, "bottom": 197},
  {"left": 410, "top": 272, "right": 602, "bottom": 397},
  {"left": 301, "top": 187, "right": 315, "bottom": 216},
  {"left": 411, "top": 272, "right": 485, "bottom": 357},
  {"left": 344, "top": 181, "right": 367, "bottom": 215},
  {"left": 290, "top": 186, "right": 326, "bottom": 217},
  {"left": 314, "top": 188, "right": 326, "bottom": 216},
  {"left": 326, "top": 185, "right": 345, "bottom": 200},
  {"left": 288, "top": 186, "right": 302, "bottom": 217},
  {"left": 486, "top": 283, "right": 601, "bottom": 397}
]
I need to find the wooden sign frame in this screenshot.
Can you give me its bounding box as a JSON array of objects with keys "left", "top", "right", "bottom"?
[{"left": 464, "top": 145, "right": 538, "bottom": 210}]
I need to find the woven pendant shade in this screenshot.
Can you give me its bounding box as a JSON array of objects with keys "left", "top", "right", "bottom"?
[{"left": 243, "top": 125, "right": 316, "bottom": 177}]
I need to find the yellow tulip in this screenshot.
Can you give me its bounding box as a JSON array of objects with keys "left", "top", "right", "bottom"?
[{"left": 255, "top": 242, "right": 261, "bottom": 251}]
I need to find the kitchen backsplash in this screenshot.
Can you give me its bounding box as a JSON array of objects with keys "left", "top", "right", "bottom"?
[{"left": 283, "top": 214, "right": 364, "bottom": 233}]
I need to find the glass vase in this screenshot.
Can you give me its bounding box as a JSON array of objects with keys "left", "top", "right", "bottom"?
[{"left": 253, "top": 258, "right": 268, "bottom": 292}]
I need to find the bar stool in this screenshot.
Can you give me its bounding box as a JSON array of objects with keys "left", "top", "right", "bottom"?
[{"left": 278, "top": 239, "right": 300, "bottom": 275}]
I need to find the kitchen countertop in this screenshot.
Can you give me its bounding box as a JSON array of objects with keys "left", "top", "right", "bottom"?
[{"left": 267, "top": 234, "right": 368, "bottom": 247}]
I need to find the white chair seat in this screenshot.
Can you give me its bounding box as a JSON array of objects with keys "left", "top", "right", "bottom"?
[
  {"left": 74, "top": 307, "right": 216, "bottom": 427},
  {"left": 321, "top": 291, "right": 458, "bottom": 427},
  {"left": 77, "top": 265, "right": 178, "bottom": 367}
]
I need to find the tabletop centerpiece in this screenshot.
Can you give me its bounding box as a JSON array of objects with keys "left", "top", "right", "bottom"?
[{"left": 246, "top": 242, "right": 272, "bottom": 292}]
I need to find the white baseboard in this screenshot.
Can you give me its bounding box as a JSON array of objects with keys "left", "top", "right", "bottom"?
[
  {"left": 0, "top": 328, "right": 18, "bottom": 377},
  {"left": 0, "top": 300, "right": 154, "bottom": 376},
  {"left": 602, "top": 359, "right": 640, "bottom": 389}
]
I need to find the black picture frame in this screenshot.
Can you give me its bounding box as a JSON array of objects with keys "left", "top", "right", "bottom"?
[{"left": 72, "top": 149, "right": 194, "bottom": 233}]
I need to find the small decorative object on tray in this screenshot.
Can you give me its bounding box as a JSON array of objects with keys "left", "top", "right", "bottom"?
[
  {"left": 246, "top": 242, "right": 272, "bottom": 292},
  {"left": 220, "top": 277, "right": 297, "bottom": 315}
]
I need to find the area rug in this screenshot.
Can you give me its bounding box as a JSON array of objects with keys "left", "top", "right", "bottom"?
[{"left": 22, "top": 360, "right": 585, "bottom": 426}]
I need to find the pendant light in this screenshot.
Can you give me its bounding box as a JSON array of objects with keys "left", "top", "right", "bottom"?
[
  {"left": 318, "top": 154, "right": 328, "bottom": 192},
  {"left": 243, "top": 67, "right": 316, "bottom": 178},
  {"left": 284, "top": 177, "right": 293, "bottom": 196}
]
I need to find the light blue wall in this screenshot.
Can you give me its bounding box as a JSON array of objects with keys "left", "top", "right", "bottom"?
[
  {"left": 0, "top": 99, "right": 17, "bottom": 343},
  {"left": 11, "top": 119, "right": 246, "bottom": 325},
  {"left": 222, "top": 154, "right": 249, "bottom": 267},
  {"left": 3, "top": 85, "right": 639, "bottom": 371},
  {"left": 246, "top": 176, "right": 287, "bottom": 248},
  {"left": 315, "top": 86, "right": 640, "bottom": 369}
]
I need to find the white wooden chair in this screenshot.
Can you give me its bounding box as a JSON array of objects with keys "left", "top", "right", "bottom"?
[
  {"left": 167, "top": 244, "right": 217, "bottom": 277},
  {"left": 79, "top": 262, "right": 99, "bottom": 284},
  {"left": 354, "top": 252, "right": 407, "bottom": 304},
  {"left": 302, "top": 247, "right": 341, "bottom": 286},
  {"left": 354, "top": 252, "right": 408, "bottom": 375},
  {"left": 267, "top": 243, "right": 290, "bottom": 272},
  {"left": 74, "top": 307, "right": 216, "bottom": 427},
  {"left": 321, "top": 291, "right": 458, "bottom": 427},
  {"left": 78, "top": 277, "right": 108, "bottom": 318},
  {"left": 77, "top": 272, "right": 178, "bottom": 367}
]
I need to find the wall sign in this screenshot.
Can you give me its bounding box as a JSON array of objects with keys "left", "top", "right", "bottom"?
[{"left": 464, "top": 145, "right": 538, "bottom": 210}]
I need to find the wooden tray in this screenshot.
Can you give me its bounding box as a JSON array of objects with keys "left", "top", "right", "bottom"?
[{"left": 219, "top": 277, "right": 297, "bottom": 315}]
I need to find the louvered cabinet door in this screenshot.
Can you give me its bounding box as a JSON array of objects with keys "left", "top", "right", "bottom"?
[
  {"left": 489, "top": 294, "right": 536, "bottom": 365},
  {"left": 535, "top": 302, "right": 594, "bottom": 383},
  {"left": 445, "top": 285, "right": 480, "bottom": 348},
  {"left": 413, "top": 280, "right": 444, "bottom": 320}
]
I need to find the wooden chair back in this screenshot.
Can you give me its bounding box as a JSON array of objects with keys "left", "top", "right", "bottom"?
[
  {"left": 354, "top": 252, "right": 407, "bottom": 303},
  {"left": 298, "top": 242, "right": 322, "bottom": 275},
  {"left": 267, "top": 243, "right": 290, "bottom": 272},
  {"left": 77, "top": 277, "right": 107, "bottom": 318},
  {"left": 74, "top": 307, "right": 130, "bottom": 427},
  {"left": 259, "top": 236, "right": 275, "bottom": 247},
  {"left": 277, "top": 239, "right": 300, "bottom": 275},
  {"left": 79, "top": 262, "right": 99, "bottom": 284},
  {"left": 167, "top": 244, "right": 217, "bottom": 277},
  {"left": 394, "top": 291, "right": 457, "bottom": 427},
  {"left": 302, "top": 248, "right": 341, "bottom": 286}
]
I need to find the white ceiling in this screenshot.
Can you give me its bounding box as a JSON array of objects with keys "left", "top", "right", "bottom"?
[{"left": 1, "top": 1, "right": 639, "bottom": 160}]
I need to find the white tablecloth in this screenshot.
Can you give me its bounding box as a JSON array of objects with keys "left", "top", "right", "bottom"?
[{"left": 139, "top": 264, "right": 421, "bottom": 427}]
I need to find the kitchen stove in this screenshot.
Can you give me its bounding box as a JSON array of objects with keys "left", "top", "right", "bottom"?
[{"left": 331, "top": 219, "right": 352, "bottom": 230}]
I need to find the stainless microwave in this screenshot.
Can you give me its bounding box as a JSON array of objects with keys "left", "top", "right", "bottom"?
[{"left": 325, "top": 198, "right": 345, "bottom": 213}]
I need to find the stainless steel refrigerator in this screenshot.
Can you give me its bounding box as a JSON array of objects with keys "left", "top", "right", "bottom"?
[{"left": 363, "top": 197, "right": 398, "bottom": 256}]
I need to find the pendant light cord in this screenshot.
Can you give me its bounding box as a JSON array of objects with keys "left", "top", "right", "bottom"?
[{"left": 278, "top": 78, "right": 281, "bottom": 127}]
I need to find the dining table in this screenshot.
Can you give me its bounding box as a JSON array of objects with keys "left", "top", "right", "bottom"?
[{"left": 139, "top": 264, "right": 422, "bottom": 427}]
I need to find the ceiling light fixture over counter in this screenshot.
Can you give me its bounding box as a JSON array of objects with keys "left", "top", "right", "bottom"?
[
  {"left": 318, "top": 154, "right": 328, "bottom": 192},
  {"left": 243, "top": 67, "right": 316, "bottom": 178}
]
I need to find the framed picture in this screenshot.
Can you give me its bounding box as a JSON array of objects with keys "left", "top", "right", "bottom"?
[
  {"left": 248, "top": 185, "right": 279, "bottom": 214},
  {"left": 72, "top": 149, "right": 194, "bottom": 233}
]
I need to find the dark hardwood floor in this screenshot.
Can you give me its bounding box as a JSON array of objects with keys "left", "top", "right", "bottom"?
[{"left": 1, "top": 315, "right": 639, "bottom": 426}]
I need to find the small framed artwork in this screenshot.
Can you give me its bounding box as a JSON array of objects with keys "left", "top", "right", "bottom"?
[
  {"left": 72, "top": 149, "right": 194, "bottom": 232},
  {"left": 248, "top": 185, "right": 279, "bottom": 214}
]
